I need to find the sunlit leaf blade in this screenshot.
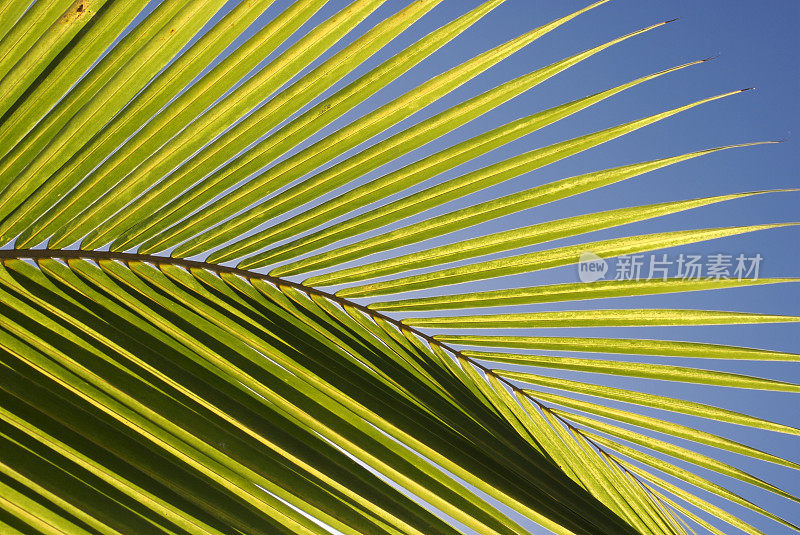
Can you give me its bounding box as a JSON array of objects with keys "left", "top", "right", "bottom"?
[
  {"left": 480, "top": 372, "right": 645, "bottom": 534},
  {"left": 143, "top": 0, "right": 608, "bottom": 258},
  {"left": 0, "top": 0, "right": 151, "bottom": 162},
  {"left": 0, "top": 0, "right": 233, "bottom": 230},
  {"left": 246, "top": 62, "right": 720, "bottom": 271},
  {"left": 504, "top": 372, "right": 800, "bottom": 436},
  {"left": 436, "top": 334, "right": 800, "bottom": 361},
  {"left": 300, "top": 190, "right": 783, "bottom": 284},
  {"left": 0, "top": 0, "right": 78, "bottom": 85},
  {"left": 275, "top": 91, "right": 750, "bottom": 278},
  {"left": 370, "top": 278, "right": 799, "bottom": 311},
  {"left": 82, "top": 0, "right": 507, "bottom": 253},
  {"left": 553, "top": 410, "right": 798, "bottom": 503},
  {"left": 646, "top": 487, "right": 729, "bottom": 535},
  {"left": 332, "top": 224, "right": 795, "bottom": 296},
  {"left": 535, "top": 406, "right": 659, "bottom": 535},
  {"left": 621, "top": 461, "right": 768, "bottom": 535},
  {"left": 204, "top": 18, "right": 678, "bottom": 264},
  {"left": 0, "top": 0, "right": 105, "bottom": 122},
  {"left": 405, "top": 308, "right": 800, "bottom": 328},
  {"left": 0, "top": 1, "right": 31, "bottom": 47},
  {"left": 580, "top": 429, "right": 799, "bottom": 531},
  {"left": 519, "top": 389, "right": 800, "bottom": 470},
  {"left": 492, "top": 359, "right": 800, "bottom": 392},
  {"left": 52, "top": 0, "right": 430, "bottom": 250},
  {"left": 13, "top": 0, "right": 283, "bottom": 249}
]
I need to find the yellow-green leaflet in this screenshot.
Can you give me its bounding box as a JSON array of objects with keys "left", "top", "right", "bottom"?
[
  {"left": 145, "top": 1, "right": 607, "bottom": 257},
  {"left": 97, "top": 0, "right": 514, "bottom": 254},
  {"left": 0, "top": 0, "right": 107, "bottom": 122},
  {"left": 580, "top": 430, "right": 798, "bottom": 531},
  {"left": 535, "top": 407, "right": 658, "bottom": 535},
  {"left": 278, "top": 92, "right": 752, "bottom": 279},
  {"left": 370, "top": 278, "right": 799, "bottom": 311},
  {"left": 549, "top": 410, "right": 797, "bottom": 503},
  {"left": 491, "top": 360, "right": 800, "bottom": 392},
  {"left": 506, "top": 372, "right": 800, "bottom": 436},
  {"left": 521, "top": 390, "right": 800, "bottom": 470},
  {"left": 204, "top": 19, "right": 679, "bottom": 264},
  {"left": 0, "top": 0, "right": 151, "bottom": 164},
  {"left": 435, "top": 334, "right": 800, "bottom": 361},
  {"left": 50, "top": 0, "right": 394, "bottom": 250},
  {"left": 643, "top": 487, "right": 729, "bottom": 535},
  {"left": 286, "top": 190, "right": 776, "bottom": 283},
  {"left": 620, "top": 461, "right": 768, "bottom": 535},
  {"left": 250, "top": 63, "right": 721, "bottom": 272},
  {"left": 0, "top": 0, "right": 232, "bottom": 230},
  {"left": 404, "top": 309, "right": 800, "bottom": 328},
  {"left": 13, "top": 0, "right": 282, "bottom": 249},
  {"left": 331, "top": 224, "right": 796, "bottom": 296},
  {"left": 0, "top": 0, "right": 78, "bottom": 85}
]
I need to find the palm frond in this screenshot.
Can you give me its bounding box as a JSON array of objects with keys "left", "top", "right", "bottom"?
[{"left": 0, "top": 1, "right": 796, "bottom": 534}]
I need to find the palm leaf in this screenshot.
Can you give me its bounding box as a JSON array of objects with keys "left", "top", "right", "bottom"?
[{"left": 0, "top": 1, "right": 796, "bottom": 534}]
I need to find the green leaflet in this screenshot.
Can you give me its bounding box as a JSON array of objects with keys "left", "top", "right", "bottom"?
[
  {"left": 0, "top": 435, "right": 136, "bottom": 535},
  {"left": 92, "top": 261, "right": 536, "bottom": 535},
  {"left": 490, "top": 359, "right": 800, "bottom": 392},
  {"left": 554, "top": 410, "right": 797, "bottom": 503},
  {"left": 204, "top": 18, "right": 675, "bottom": 264},
  {"left": 270, "top": 81, "right": 739, "bottom": 277},
  {"left": 295, "top": 95, "right": 757, "bottom": 283},
  {"left": 536, "top": 407, "right": 658, "bottom": 535},
  {"left": 0, "top": 280, "right": 344, "bottom": 534},
  {"left": 2, "top": 261, "right": 453, "bottom": 535},
  {"left": 580, "top": 429, "right": 798, "bottom": 531},
  {"left": 78, "top": 0, "right": 489, "bottom": 252},
  {"left": 138, "top": 0, "right": 605, "bottom": 257},
  {"left": 495, "top": 386, "right": 632, "bottom": 535},
  {"left": 47, "top": 0, "right": 400, "bottom": 250},
  {"left": 520, "top": 390, "right": 800, "bottom": 471},
  {"left": 643, "top": 487, "right": 728, "bottom": 535},
  {"left": 595, "top": 449, "right": 680, "bottom": 535},
  {"left": 245, "top": 61, "right": 714, "bottom": 272},
  {"left": 0, "top": 1, "right": 30, "bottom": 46},
  {"left": 509, "top": 372, "right": 800, "bottom": 436},
  {"left": 13, "top": 0, "right": 280, "bottom": 249},
  {"left": 0, "top": 0, "right": 186, "bottom": 191},
  {"left": 0, "top": 0, "right": 151, "bottom": 160},
  {"left": 28, "top": 258, "right": 449, "bottom": 534},
  {"left": 404, "top": 308, "right": 800, "bottom": 328},
  {"left": 621, "top": 461, "right": 768, "bottom": 535},
  {"left": 435, "top": 334, "right": 800, "bottom": 361},
  {"left": 297, "top": 189, "right": 780, "bottom": 283},
  {"left": 370, "top": 277, "right": 799, "bottom": 311},
  {"left": 0, "top": 474, "right": 95, "bottom": 535},
  {"left": 0, "top": 0, "right": 232, "bottom": 231},
  {"left": 0, "top": 0, "right": 106, "bottom": 122},
  {"left": 0, "top": 0, "right": 78, "bottom": 84},
  {"left": 332, "top": 223, "right": 796, "bottom": 296}
]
